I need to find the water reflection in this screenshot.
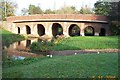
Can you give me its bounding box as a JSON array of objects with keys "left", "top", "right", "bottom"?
[
  {"left": 3, "top": 38, "right": 47, "bottom": 59},
  {"left": 8, "top": 38, "right": 38, "bottom": 50},
  {"left": 26, "top": 40, "right": 31, "bottom": 48},
  {"left": 18, "top": 41, "right": 21, "bottom": 46},
  {"left": 12, "top": 55, "right": 25, "bottom": 60}
]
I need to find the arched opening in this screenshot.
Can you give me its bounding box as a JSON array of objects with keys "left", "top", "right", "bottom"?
[
  {"left": 69, "top": 24, "right": 80, "bottom": 36},
  {"left": 99, "top": 28, "right": 106, "bottom": 36},
  {"left": 18, "top": 27, "right": 20, "bottom": 34},
  {"left": 37, "top": 24, "right": 45, "bottom": 36},
  {"left": 84, "top": 26, "right": 94, "bottom": 36},
  {"left": 26, "top": 25, "right": 31, "bottom": 34},
  {"left": 52, "top": 23, "right": 63, "bottom": 37}
]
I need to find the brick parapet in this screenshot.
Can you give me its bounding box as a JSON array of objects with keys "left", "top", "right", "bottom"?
[{"left": 6, "top": 14, "right": 108, "bottom": 22}]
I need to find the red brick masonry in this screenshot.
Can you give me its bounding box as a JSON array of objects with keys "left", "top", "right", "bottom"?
[{"left": 6, "top": 14, "right": 108, "bottom": 22}]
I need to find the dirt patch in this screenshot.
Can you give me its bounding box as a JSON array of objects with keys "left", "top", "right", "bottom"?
[
  {"left": 4, "top": 49, "right": 119, "bottom": 57},
  {"left": 49, "top": 49, "right": 119, "bottom": 56},
  {"left": 5, "top": 49, "right": 44, "bottom": 58}
]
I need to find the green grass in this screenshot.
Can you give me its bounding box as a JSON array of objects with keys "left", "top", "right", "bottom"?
[
  {"left": 52, "top": 36, "right": 119, "bottom": 50},
  {"left": 0, "top": 29, "right": 25, "bottom": 47},
  {"left": 3, "top": 53, "right": 118, "bottom": 78}
]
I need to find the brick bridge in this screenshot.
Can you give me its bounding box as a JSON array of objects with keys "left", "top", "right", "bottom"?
[{"left": 6, "top": 14, "right": 111, "bottom": 37}]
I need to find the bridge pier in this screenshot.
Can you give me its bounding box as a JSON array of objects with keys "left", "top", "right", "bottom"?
[
  {"left": 32, "top": 24, "right": 39, "bottom": 37},
  {"left": 95, "top": 33, "right": 99, "bottom": 36},
  {"left": 63, "top": 22, "right": 70, "bottom": 37},
  {"left": 80, "top": 23, "right": 85, "bottom": 36},
  {"left": 81, "top": 32, "right": 85, "bottom": 36},
  {"left": 20, "top": 26, "right": 26, "bottom": 34},
  {"left": 63, "top": 31, "right": 70, "bottom": 37}
]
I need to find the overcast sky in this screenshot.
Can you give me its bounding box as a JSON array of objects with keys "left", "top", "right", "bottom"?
[{"left": 14, "top": 0, "right": 98, "bottom": 15}]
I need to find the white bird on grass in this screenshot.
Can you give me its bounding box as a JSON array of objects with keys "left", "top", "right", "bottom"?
[
  {"left": 50, "top": 54, "right": 53, "bottom": 58},
  {"left": 75, "top": 52, "right": 77, "bottom": 55},
  {"left": 46, "top": 54, "right": 53, "bottom": 58},
  {"left": 46, "top": 55, "right": 50, "bottom": 57},
  {"left": 97, "top": 51, "right": 100, "bottom": 54}
]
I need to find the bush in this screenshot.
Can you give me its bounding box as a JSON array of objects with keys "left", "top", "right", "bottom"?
[
  {"left": 109, "top": 23, "right": 120, "bottom": 35},
  {"left": 30, "top": 41, "right": 54, "bottom": 53},
  {"left": 1, "top": 29, "right": 25, "bottom": 47},
  {"left": 54, "top": 35, "right": 66, "bottom": 44}
]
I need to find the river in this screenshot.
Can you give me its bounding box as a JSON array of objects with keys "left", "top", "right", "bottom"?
[{"left": 2, "top": 38, "right": 50, "bottom": 60}]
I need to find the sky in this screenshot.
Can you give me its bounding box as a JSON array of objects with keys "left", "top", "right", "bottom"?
[{"left": 14, "top": 0, "right": 98, "bottom": 15}]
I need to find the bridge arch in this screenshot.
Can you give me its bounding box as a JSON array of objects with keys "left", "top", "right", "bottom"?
[
  {"left": 52, "top": 23, "right": 63, "bottom": 37},
  {"left": 84, "top": 26, "right": 95, "bottom": 36},
  {"left": 17, "top": 27, "right": 20, "bottom": 34},
  {"left": 68, "top": 24, "right": 80, "bottom": 36},
  {"left": 99, "top": 28, "right": 106, "bottom": 36},
  {"left": 37, "top": 24, "right": 45, "bottom": 36},
  {"left": 26, "top": 25, "right": 31, "bottom": 34}
]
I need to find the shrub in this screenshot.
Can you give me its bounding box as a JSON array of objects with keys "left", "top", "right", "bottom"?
[
  {"left": 2, "top": 29, "right": 25, "bottom": 47},
  {"left": 54, "top": 35, "right": 66, "bottom": 44},
  {"left": 109, "top": 23, "right": 120, "bottom": 35},
  {"left": 30, "top": 41, "right": 54, "bottom": 53}
]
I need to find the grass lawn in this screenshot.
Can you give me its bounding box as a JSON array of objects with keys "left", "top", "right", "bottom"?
[
  {"left": 3, "top": 53, "right": 118, "bottom": 78},
  {"left": 52, "top": 36, "right": 119, "bottom": 50},
  {"left": 1, "top": 29, "right": 119, "bottom": 78},
  {"left": 0, "top": 29, "right": 25, "bottom": 47}
]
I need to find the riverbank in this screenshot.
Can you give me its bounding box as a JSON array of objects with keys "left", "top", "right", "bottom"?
[
  {"left": 1, "top": 29, "right": 25, "bottom": 47},
  {"left": 51, "top": 36, "right": 119, "bottom": 50}
]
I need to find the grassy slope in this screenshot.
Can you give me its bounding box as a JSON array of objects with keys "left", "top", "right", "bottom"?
[
  {"left": 3, "top": 53, "right": 118, "bottom": 78},
  {"left": 52, "top": 36, "right": 118, "bottom": 50},
  {"left": 1, "top": 29, "right": 25, "bottom": 47}
]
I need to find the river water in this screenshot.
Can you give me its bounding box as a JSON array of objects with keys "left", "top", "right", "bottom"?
[{"left": 3, "top": 38, "right": 49, "bottom": 60}]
